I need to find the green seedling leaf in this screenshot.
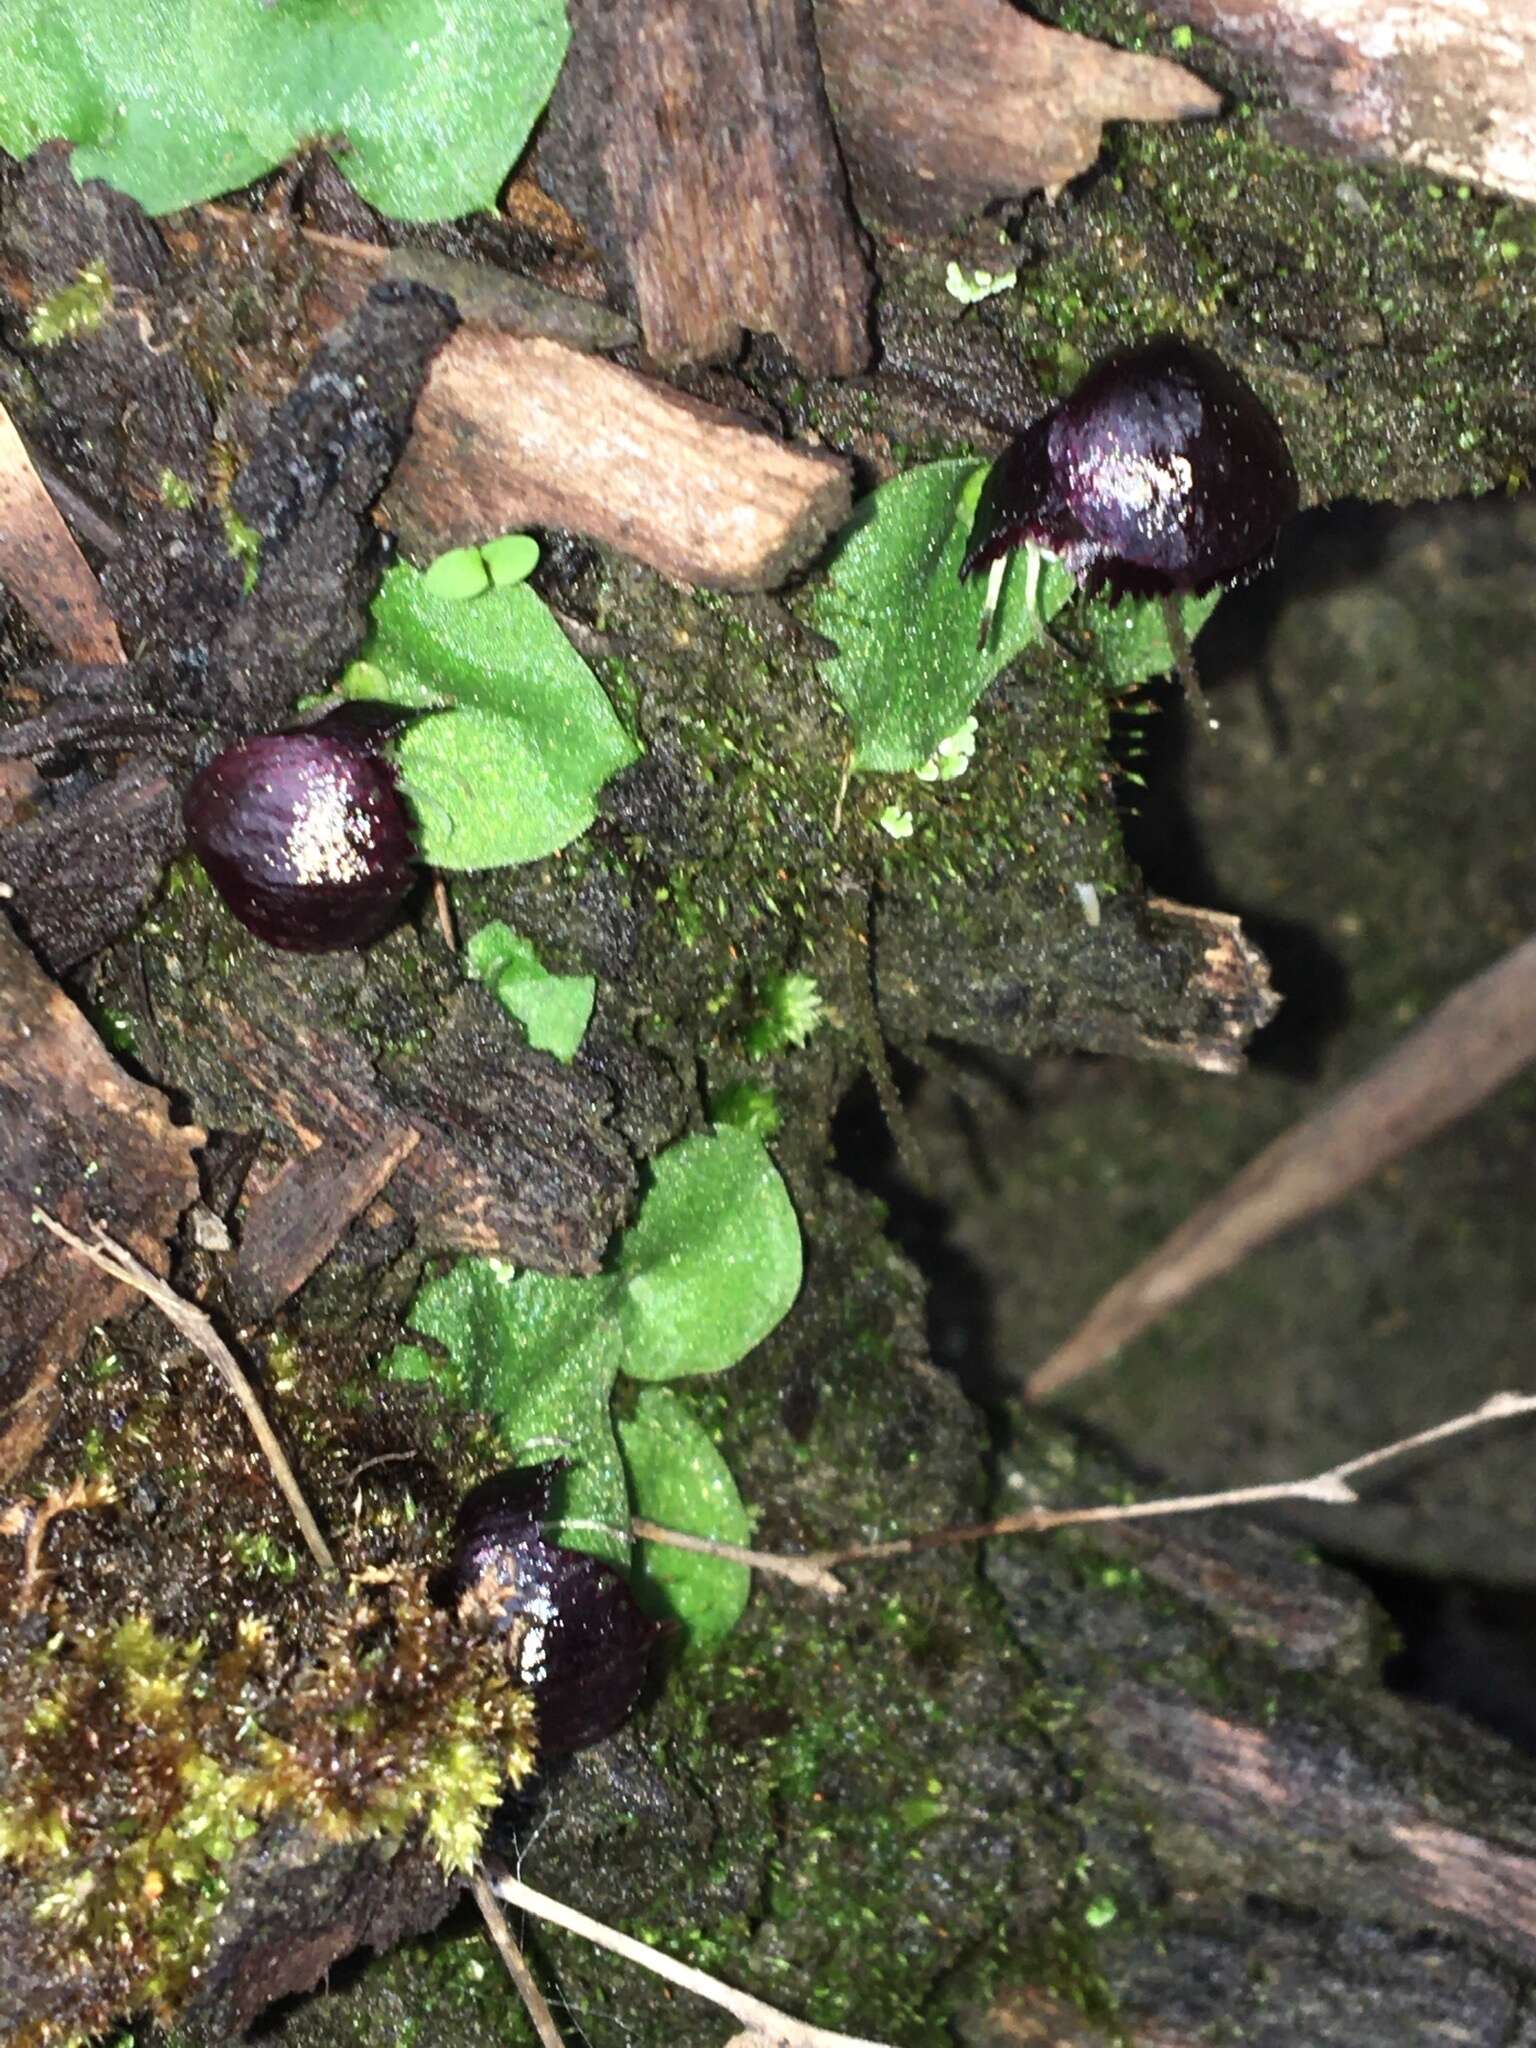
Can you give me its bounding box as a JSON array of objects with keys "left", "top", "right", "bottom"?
[
  {"left": 467, "top": 921, "right": 595, "bottom": 1064},
  {"left": 386, "top": 1258, "right": 630, "bottom": 1563},
  {"left": 481, "top": 534, "right": 541, "bottom": 588},
  {"left": 343, "top": 563, "right": 637, "bottom": 870},
  {"left": 2, "top": 0, "right": 569, "bottom": 222},
  {"left": 810, "top": 458, "right": 1075, "bottom": 773},
  {"left": 1089, "top": 586, "right": 1224, "bottom": 690},
  {"left": 616, "top": 1130, "right": 802, "bottom": 1382},
  {"left": 744, "top": 971, "right": 823, "bottom": 1058},
  {"left": 616, "top": 1388, "right": 752, "bottom": 1647},
  {"left": 943, "top": 262, "right": 1016, "bottom": 305},
  {"left": 422, "top": 547, "right": 492, "bottom": 604}
]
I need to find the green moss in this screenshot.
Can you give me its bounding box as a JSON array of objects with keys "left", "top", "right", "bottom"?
[
  {"left": 0, "top": 1573, "right": 534, "bottom": 2045},
  {"left": 220, "top": 506, "right": 263, "bottom": 592},
  {"left": 1002, "top": 109, "right": 1536, "bottom": 503},
  {"left": 26, "top": 262, "right": 111, "bottom": 347}
]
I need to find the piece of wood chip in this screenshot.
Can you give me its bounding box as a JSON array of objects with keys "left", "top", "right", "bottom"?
[
  {"left": 541, "top": 0, "right": 873, "bottom": 372},
  {"left": 1143, "top": 0, "right": 1536, "bottom": 207},
  {"left": 0, "top": 398, "right": 125, "bottom": 664},
  {"left": 816, "top": 0, "right": 1223, "bottom": 233},
  {"left": 387, "top": 328, "right": 852, "bottom": 590},
  {"left": 229, "top": 1125, "right": 421, "bottom": 1326},
  {"left": 0, "top": 918, "right": 201, "bottom": 1480}
]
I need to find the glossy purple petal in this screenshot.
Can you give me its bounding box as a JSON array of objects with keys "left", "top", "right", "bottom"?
[
  {"left": 443, "top": 1464, "right": 659, "bottom": 1758},
  {"left": 962, "top": 336, "right": 1298, "bottom": 602},
  {"left": 303, "top": 700, "right": 416, "bottom": 753},
  {"left": 183, "top": 728, "right": 417, "bottom": 951},
  {"left": 959, "top": 414, "right": 1083, "bottom": 581}
]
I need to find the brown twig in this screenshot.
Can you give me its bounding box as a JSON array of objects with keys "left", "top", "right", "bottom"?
[
  {"left": 1029, "top": 929, "right": 1536, "bottom": 1397},
  {"left": 469, "top": 1867, "right": 570, "bottom": 2048},
  {"left": 33, "top": 1210, "right": 338, "bottom": 1579},
  {"left": 488, "top": 1867, "right": 896, "bottom": 2048},
  {"left": 642, "top": 1392, "right": 1536, "bottom": 1596},
  {"left": 631, "top": 1518, "right": 845, "bottom": 1599}
]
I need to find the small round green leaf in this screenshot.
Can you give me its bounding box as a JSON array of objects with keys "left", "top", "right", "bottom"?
[
  {"left": 615, "top": 1131, "right": 802, "bottom": 1381},
  {"left": 343, "top": 564, "right": 638, "bottom": 871},
  {"left": 481, "top": 534, "right": 541, "bottom": 588},
  {"left": 617, "top": 1388, "right": 751, "bottom": 1647},
  {"left": 422, "top": 547, "right": 492, "bottom": 603}
]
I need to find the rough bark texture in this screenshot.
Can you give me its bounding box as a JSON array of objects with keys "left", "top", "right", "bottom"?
[
  {"left": 143, "top": 958, "right": 635, "bottom": 1279},
  {"left": 0, "top": 915, "right": 200, "bottom": 1478},
  {"left": 816, "top": 0, "right": 1222, "bottom": 232},
  {"left": 540, "top": 0, "right": 873, "bottom": 370},
  {"left": 1143, "top": 0, "right": 1536, "bottom": 206}
]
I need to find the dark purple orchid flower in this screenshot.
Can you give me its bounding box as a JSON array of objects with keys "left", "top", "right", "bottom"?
[
  {"left": 182, "top": 706, "right": 417, "bottom": 951},
  {"left": 961, "top": 336, "right": 1298, "bottom": 636},
  {"left": 441, "top": 1464, "right": 659, "bottom": 1759}
]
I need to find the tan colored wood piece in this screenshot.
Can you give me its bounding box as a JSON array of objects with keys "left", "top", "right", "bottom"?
[
  {"left": 816, "top": 0, "right": 1222, "bottom": 232},
  {"left": 388, "top": 329, "right": 852, "bottom": 590},
  {"left": 0, "top": 398, "right": 125, "bottom": 664}
]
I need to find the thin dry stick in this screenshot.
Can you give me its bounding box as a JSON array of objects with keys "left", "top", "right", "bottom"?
[
  {"left": 488, "top": 1868, "right": 897, "bottom": 2048},
  {"left": 637, "top": 1392, "right": 1536, "bottom": 1594},
  {"left": 631, "top": 1517, "right": 844, "bottom": 1598},
  {"left": 468, "top": 1867, "right": 569, "bottom": 2048},
  {"left": 34, "top": 1211, "right": 338, "bottom": 1579},
  {"left": 1030, "top": 928, "right": 1536, "bottom": 1398},
  {"left": 432, "top": 872, "right": 459, "bottom": 952}
]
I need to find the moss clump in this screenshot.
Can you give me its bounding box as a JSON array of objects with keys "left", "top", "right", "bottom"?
[
  {"left": 0, "top": 1579, "right": 534, "bottom": 2046},
  {"left": 25, "top": 262, "right": 111, "bottom": 348}
]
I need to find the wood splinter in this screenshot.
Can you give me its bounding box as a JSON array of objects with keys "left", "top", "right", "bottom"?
[{"left": 388, "top": 329, "right": 852, "bottom": 591}]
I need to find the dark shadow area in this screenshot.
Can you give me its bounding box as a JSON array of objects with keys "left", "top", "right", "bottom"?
[
  {"left": 1107, "top": 502, "right": 1411, "bottom": 1080},
  {"left": 1363, "top": 1568, "right": 1536, "bottom": 1756},
  {"left": 830, "top": 1066, "right": 1007, "bottom": 1412}
]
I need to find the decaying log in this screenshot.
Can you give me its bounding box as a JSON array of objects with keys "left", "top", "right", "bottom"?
[
  {"left": 0, "top": 917, "right": 201, "bottom": 1480},
  {"left": 167, "top": 968, "right": 633, "bottom": 1279},
  {"left": 387, "top": 328, "right": 852, "bottom": 590},
  {"left": 0, "top": 760, "right": 183, "bottom": 971},
  {"left": 878, "top": 889, "right": 1278, "bottom": 1075},
  {"left": 1030, "top": 927, "right": 1536, "bottom": 1398},
  {"left": 198, "top": 208, "right": 638, "bottom": 355},
  {"left": 1143, "top": 0, "right": 1536, "bottom": 207},
  {"left": 1100, "top": 1682, "right": 1536, "bottom": 1962},
  {"left": 815, "top": 0, "right": 1222, "bottom": 234},
  {"left": 540, "top": 0, "right": 872, "bottom": 372},
  {"left": 179, "top": 1836, "right": 456, "bottom": 2040},
  {"left": 259, "top": 212, "right": 852, "bottom": 587},
  {"left": 228, "top": 1125, "right": 422, "bottom": 1327}
]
